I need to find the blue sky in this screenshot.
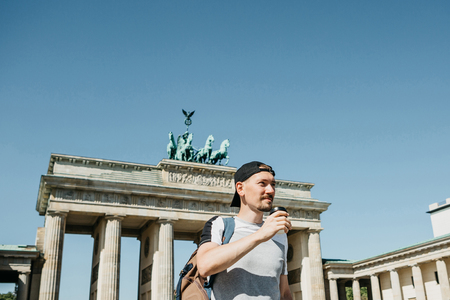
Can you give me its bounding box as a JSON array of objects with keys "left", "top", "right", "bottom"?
[{"left": 1, "top": 0, "right": 449, "bottom": 298}]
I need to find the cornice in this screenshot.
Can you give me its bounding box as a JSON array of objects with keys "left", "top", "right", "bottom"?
[
  {"left": 353, "top": 235, "right": 450, "bottom": 270},
  {"left": 157, "top": 158, "right": 236, "bottom": 175},
  {"left": 275, "top": 179, "right": 314, "bottom": 191},
  {"left": 0, "top": 246, "right": 40, "bottom": 259},
  {"left": 48, "top": 153, "right": 157, "bottom": 175},
  {"left": 48, "top": 155, "right": 316, "bottom": 190},
  {"left": 323, "top": 234, "right": 450, "bottom": 279},
  {"left": 35, "top": 175, "right": 234, "bottom": 215}
]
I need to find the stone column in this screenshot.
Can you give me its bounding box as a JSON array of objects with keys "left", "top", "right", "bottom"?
[
  {"left": 300, "top": 231, "right": 311, "bottom": 300},
  {"left": 308, "top": 229, "right": 326, "bottom": 300},
  {"left": 352, "top": 279, "right": 361, "bottom": 300},
  {"left": 370, "top": 274, "right": 382, "bottom": 300},
  {"left": 410, "top": 264, "right": 426, "bottom": 300},
  {"left": 156, "top": 219, "right": 174, "bottom": 300},
  {"left": 389, "top": 269, "right": 402, "bottom": 300},
  {"left": 329, "top": 279, "right": 339, "bottom": 300},
  {"left": 338, "top": 280, "right": 347, "bottom": 300},
  {"left": 97, "top": 215, "right": 123, "bottom": 300},
  {"left": 436, "top": 259, "right": 450, "bottom": 300},
  {"left": 17, "top": 271, "right": 31, "bottom": 300},
  {"left": 39, "top": 210, "right": 67, "bottom": 300}
]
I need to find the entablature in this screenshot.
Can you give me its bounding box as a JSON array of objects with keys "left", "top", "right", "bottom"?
[{"left": 323, "top": 235, "right": 450, "bottom": 279}]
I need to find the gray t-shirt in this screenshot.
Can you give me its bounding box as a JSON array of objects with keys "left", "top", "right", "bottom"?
[{"left": 200, "top": 216, "right": 288, "bottom": 300}]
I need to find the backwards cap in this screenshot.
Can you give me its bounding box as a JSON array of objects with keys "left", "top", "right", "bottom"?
[{"left": 230, "top": 161, "right": 275, "bottom": 207}]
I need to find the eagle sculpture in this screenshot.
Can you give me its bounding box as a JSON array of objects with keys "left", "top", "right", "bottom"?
[{"left": 182, "top": 109, "right": 195, "bottom": 128}]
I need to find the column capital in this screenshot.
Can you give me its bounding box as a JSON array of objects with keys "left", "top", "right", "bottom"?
[
  {"left": 46, "top": 210, "right": 69, "bottom": 217},
  {"left": 18, "top": 270, "right": 31, "bottom": 275},
  {"left": 307, "top": 228, "right": 323, "bottom": 234},
  {"left": 157, "top": 218, "right": 178, "bottom": 224},
  {"left": 408, "top": 263, "right": 420, "bottom": 268},
  {"left": 388, "top": 269, "right": 398, "bottom": 273},
  {"left": 370, "top": 273, "right": 379, "bottom": 278},
  {"left": 105, "top": 214, "right": 125, "bottom": 221},
  {"left": 352, "top": 277, "right": 360, "bottom": 282}
]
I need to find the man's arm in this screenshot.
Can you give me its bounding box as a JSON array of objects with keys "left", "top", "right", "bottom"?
[
  {"left": 197, "top": 211, "right": 291, "bottom": 277},
  {"left": 280, "top": 275, "right": 293, "bottom": 300}
]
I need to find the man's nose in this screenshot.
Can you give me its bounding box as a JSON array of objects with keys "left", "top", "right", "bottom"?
[{"left": 265, "top": 185, "right": 275, "bottom": 194}]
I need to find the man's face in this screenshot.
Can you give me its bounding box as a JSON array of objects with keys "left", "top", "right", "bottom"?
[{"left": 240, "top": 171, "right": 275, "bottom": 212}]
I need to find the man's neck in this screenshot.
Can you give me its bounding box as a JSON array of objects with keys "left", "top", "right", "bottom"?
[{"left": 236, "top": 207, "right": 264, "bottom": 224}]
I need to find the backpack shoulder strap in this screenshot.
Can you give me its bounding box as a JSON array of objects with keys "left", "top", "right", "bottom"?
[
  {"left": 204, "top": 216, "right": 235, "bottom": 293},
  {"left": 222, "top": 217, "right": 235, "bottom": 245}
]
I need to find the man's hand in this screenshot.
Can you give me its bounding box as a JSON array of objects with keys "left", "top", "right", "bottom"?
[
  {"left": 197, "top": 212, "right": 291, "bottom": 278},
  {"left": 256, "top": 210, "right": 292, "bottom": 242}
]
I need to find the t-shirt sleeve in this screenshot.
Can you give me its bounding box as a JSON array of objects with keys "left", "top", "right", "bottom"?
[{"left": 199, "top": 216, "right": 225, "bottom": 246}]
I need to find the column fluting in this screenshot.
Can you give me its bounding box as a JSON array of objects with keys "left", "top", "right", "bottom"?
[
  {"left": 352, "top": 279, "right": 361, "bottom": 300},
  {"left": 38, "top": 211, "right": 67, "bottom": 300},
  {"left": 389, "top": 269, "right": 402, "bottom": 300},
  {"left": 97, "top": 215, "right": 123, "bottom": 300},
  {"left": 370, "top": 274, "right": 382, "bottom": 300},
  {"left": 436, "top": 259, "right": 450, "bottom": 300},
  {"left": 411, "top": 264, "right": 426, "bottom": 300},
  {"left": 329, "top": 279, "right": 339, "bottom": 300},
  {"left": 157, "top": 219, "right": 174, "bottom": 300},
  {"left": 308, "top": 229, "right": 326, "bottom": 300}
]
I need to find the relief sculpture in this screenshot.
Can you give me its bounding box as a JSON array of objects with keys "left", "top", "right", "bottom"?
[
  {"left": 120, "top": 195, "right": 129, "bottom": 205},
  {"left": 173, "top": 200, "right": 183, "bottom": 209},
  {"left": 168, "top": 171, "right": 233, "bottom": 188},
  {"left": 188, "top": 201, "right": 198, "bottom": 211},
  {"left": 56, "top": 189, "right": 225, "bottom": 214}
]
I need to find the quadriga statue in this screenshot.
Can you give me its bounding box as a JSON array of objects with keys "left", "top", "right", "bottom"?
[
  {"left": 195, "top": 135, "right": 214, "bottom": 164},
  {"left": 209, "top": 139, "right": 230, "bottom": 165}
]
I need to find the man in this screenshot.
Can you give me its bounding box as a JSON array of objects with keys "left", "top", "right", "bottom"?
[{"left": 198, "top": 161, "right": 293, "bottom": 300}]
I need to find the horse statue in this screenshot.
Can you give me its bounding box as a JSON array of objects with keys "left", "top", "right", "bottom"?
[
  {"left": 209, "top": 139, "right": 230, "bottom": 165},
  {"left": 184, "top": 133, "right": 195, "bottom": 161},
  {"left": 175, "top": 132, "right": 194, "bottom": 161},
  {"left": 167, "top": 132, "right": 177, "bottom": 159},
  {"left": 195, "top": 135, "right": 214, "bottom": 163}
]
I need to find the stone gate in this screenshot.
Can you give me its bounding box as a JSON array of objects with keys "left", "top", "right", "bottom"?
[{"left": 33, "top": 153, "right": 330, "bottom": 300}]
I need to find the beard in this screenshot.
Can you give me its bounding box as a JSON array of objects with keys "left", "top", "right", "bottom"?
[{"left": 257, "top": 196, "right": 273, "bottom": 212}]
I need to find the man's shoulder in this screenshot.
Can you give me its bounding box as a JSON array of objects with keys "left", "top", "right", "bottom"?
[
  {"left": 200, "top": 216, "right": 225, "bottom": 246},
  {"left": 204, "top": 215, "right": 226, "bottom": 227},
  {"left": 200, "top": 216, "right": 237, "bottom": 246}
]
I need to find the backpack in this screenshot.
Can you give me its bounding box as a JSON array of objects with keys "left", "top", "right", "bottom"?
[{"left": 175, "top": 217, "right": 235, "bottom": 300}]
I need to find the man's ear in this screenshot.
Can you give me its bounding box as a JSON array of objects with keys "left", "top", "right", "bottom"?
[{"left": 236, "top": 182, "right": 245, "bottom": 197}]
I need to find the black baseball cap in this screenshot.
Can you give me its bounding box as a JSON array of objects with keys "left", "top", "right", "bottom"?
[{"left": 230, "top": 161, "right": 276, "bottom": 207}]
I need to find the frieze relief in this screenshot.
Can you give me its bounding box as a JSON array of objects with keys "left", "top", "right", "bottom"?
[
  {"left": 54, "top": 189, "right": 319, "bottom": 220},
  {"left": 156, "top": 198, "right": 167, "bottom": 208},
  {"left": 173, "top": 199, "right": 183, "bottom": 209},
  {"left": 167, "top": 171, "right": 233, "bottom": 188}
]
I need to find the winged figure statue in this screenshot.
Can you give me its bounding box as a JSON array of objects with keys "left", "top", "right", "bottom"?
[{"left": 182, "top": 109, "right": 195, "bottom": 130}]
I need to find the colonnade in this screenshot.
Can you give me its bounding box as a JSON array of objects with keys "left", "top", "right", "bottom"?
[
  {"left": 36, "top": 211, "right": 176, "bottom": 300},
  {"left": 327, "top": 260, "right": 450, "bottom": 300},
  {"left": 36, "top": 210, "right": 327, "bottom": 300}
]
